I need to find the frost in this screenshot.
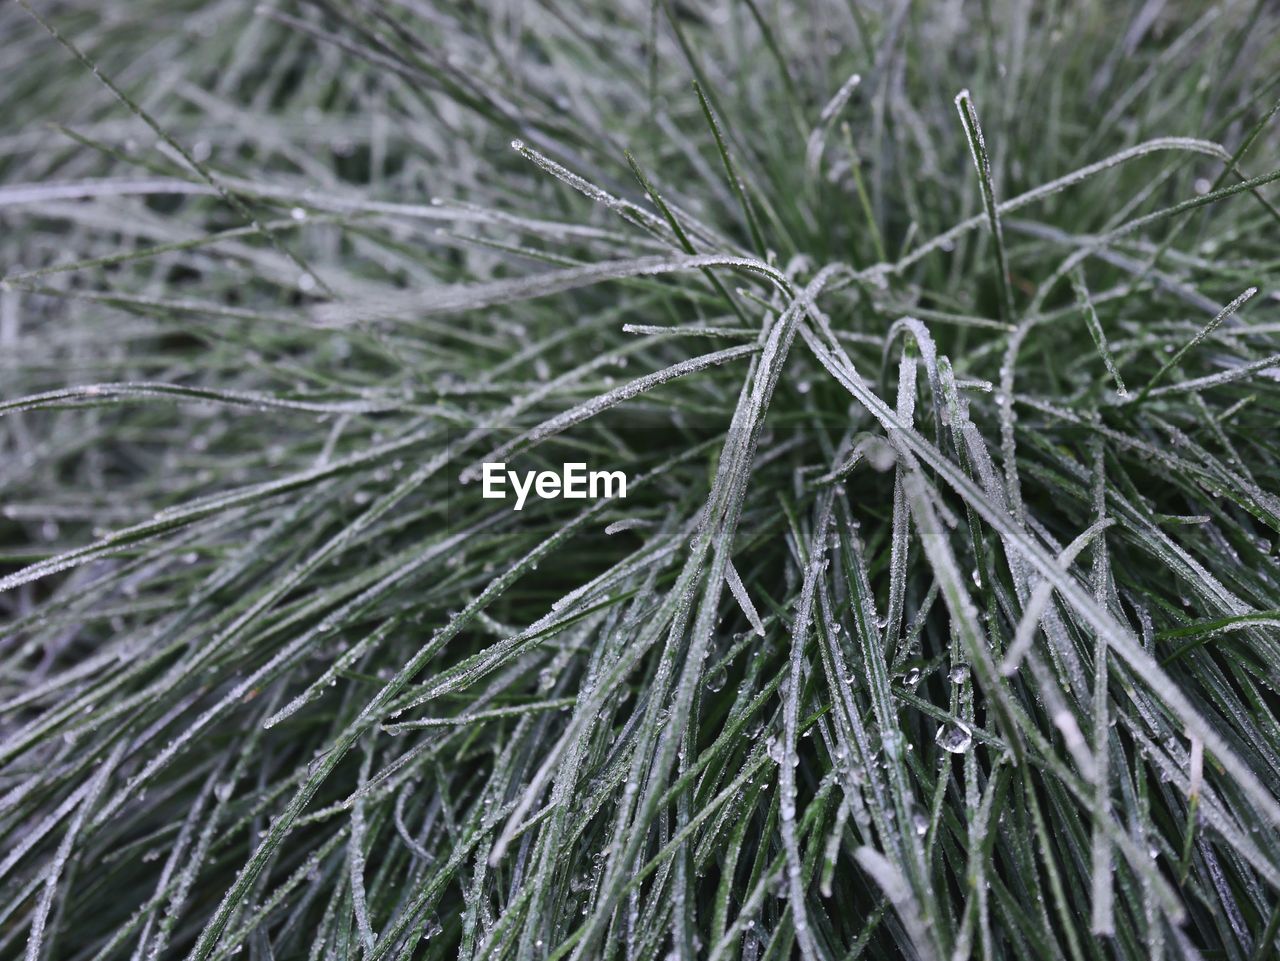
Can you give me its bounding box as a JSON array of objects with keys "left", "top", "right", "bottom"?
[{"left": 725, "top": 561, "right": 766, "bottom": 636}]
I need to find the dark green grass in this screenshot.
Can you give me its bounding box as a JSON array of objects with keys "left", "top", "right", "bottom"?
[{"left": 3, "top": 2, "right": 1280, "bottom": 960}]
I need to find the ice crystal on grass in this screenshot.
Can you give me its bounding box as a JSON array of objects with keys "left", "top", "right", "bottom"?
[{"left": 3, "top": 2, "right": 1280, "bottom": 961}]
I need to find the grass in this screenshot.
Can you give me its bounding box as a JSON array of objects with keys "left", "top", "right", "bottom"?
[{"left": 2, "top": 1, "right": 1280, "bottom": 959}]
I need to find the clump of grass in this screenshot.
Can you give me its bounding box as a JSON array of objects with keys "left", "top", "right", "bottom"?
[{"left": 2, "top": 2, "right": 1280, "bottom": 960}]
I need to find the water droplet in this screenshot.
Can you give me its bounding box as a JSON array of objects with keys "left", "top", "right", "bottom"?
[
  {"left": 766, "top": 737, "right": 785, "bottom": 764},
  {"left": 866, "top": 437, "right": 896, "bottom": 471},
  {"left": 948, "top": 663, "right": 969, "bottom": 684},
  {"left": 935, "top": 721, "right": 973, "bottom": 754},
  {"left": 704, "top": 663, "right": 727, "bottom": 692}
]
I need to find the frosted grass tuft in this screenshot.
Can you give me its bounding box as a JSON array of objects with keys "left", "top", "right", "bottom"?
[{"left": 3, "top": 3, "right": 1280, "bottom": 961}]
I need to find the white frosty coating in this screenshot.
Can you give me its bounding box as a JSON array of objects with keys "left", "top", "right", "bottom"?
[
  {"left": 854, "top": 847, "right": 941, "bottom": 961},
  {"left": 141, "top": 771, "right": 222, "bottom": 961},
  {"left": 0, "top": 162, "right": 593, "bottom": 236},
  {"left": 460, "top": 342, "right": 757, "bottom": 484},
  {"left": 383, "top": 697, "right": 576, "bottom": 732},
  {"left": 0, "top": 418, "right": 446, "bottom": 595},
  {"left": 348, "top": 744, "right": 376, "bottom": 953},
  {"left": 957, "top": 758, "right": 1005, "bottom": 960},
  {"left": 882, "top": 137, "right": 1235, "bottom": 276},
  {"left": 0, "top": 775, "right": 99, "bottom": 883},
  {"left": 0, "top": 177, "right": 215, "bottom": 206},
  {"left": 621, "top": 322, "right": 753, "bottom": 339},
  {"left": 885, "top": 317, "right": 943, "bottom": 418},
  {"left": 10, "top": 1, "right": 1280, "bottom": 961},
  {"left": 892, "top": 455, "right": 1025, "bottom": 764},
  {"left": 1136, "top": 350, "right": 1280, "bottom": 398},
  {"left": 778, "top": 494, "right": 833, "bottom": 961},
  {"left": 1096, "top": 7, "right": 1222, "bottom": 135},
  {"left": 820, "top": 448, "right": 951, "bottom": 953},
  {"left": 725, "top": 561, "right": 766, "bottom": 636},
  {"left": 819, "top": 798, "right": 851, "bottom": 897},
  {"left": 704, "top": 820, "right": 789, "bottom": 961},
  {"left": 1046, "top": 714, "right": 1200, "bottom": 921},
  {"left": 814, "top": 538, "right": 899, "bottom": 866},
  {"left": 565, "top": 269, "right": 847, "bottom": 961},
  {"left": 399, "top": 460, "right": 710, "bottom": 891},
  {"left": 484, "top": 632, "right": 602, "bottom": 930},
  {"left": 954, "top": 89, "right": 1012, "bottom": 321},
  {"left": 815, "top": 432, "right": 884, "bottom": 484},
  {"left": 1010, "top": 218, "right": 1221, "bottom": 315},
  {"left": 1072, "top": 270, "right": 1128, "bottom": 395},
  {"left": 1090, "top": 445, "right": 1114, "bottom": 936},
  {"left": 603, "top": 517, "right": 652, "bottom": 535},
  {"left": 89, "top": 515, "right": 484, "bottom": 832},
  {"left": 804, "top": 72, "right": 862, "bottom": 176},
  {"left": 0, "top": 381, "right": 403, "bottom": 418},
  {"left": 314, "top": 252, "right": 789, "bottom": 325},
  {"left": 1002, "top": 520, "right": 1115, "bottom": 675},
  {"left": 1189, "top": 733, "right": 1205, "bottom": 801},
  {"left": 926, "top": 327, "right": 1041, "bottom": 698},
  {"left": 884, "top": 350, "right": 918, "bottom": 648},
  {"left": 1137, "top": 286, "right": 1258, "bottom": 400},
  {"left": 403, "top": 509, "right": 700, "bottom": 715},
  {"left": 7, "top": 77, "right": 1269, "bottom": 961},
  {"left": 1017, "top": 392, "right": 1280, "bottom": 597},
  {"left": 798, "top": 313, "right": 1280, "bottom": 833},
  {"left": 123, "top": 788, "right": 203, "bottom": 953},
  {"left": 265, "top": 620, "right": 397, "bottom": 728},
  {"left": 819, "top": 72, "right": 864, "bottom": 125},
  {"left": 25, "top": 744, "right": 123, "bottom": 961},
  {"left": 510, "top": 139, "right": 669, "bottom": 238},
  {"left": 545, "top": 522, "right": 696, "bottom": 618}
]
